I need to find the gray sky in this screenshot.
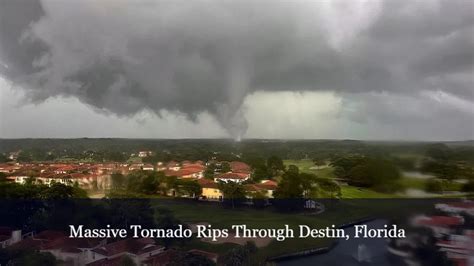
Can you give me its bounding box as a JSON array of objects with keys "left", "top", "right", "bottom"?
[{"left": 0, "top": 0, "right": 473, "bottom": 140}]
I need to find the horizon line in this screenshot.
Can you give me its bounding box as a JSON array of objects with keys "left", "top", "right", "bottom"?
[{"left": 0, "top": 137, "right": 473, "bottom": 143}]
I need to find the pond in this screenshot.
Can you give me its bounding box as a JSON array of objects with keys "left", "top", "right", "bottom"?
[
  {"left": 402, "top": 171, "right": 434, "bottom": 179},
  {"left": 277, "top": 219, "right": 404, "bottom": 266}
]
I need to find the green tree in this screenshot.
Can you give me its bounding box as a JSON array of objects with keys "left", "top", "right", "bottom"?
[
  {"left": 177, "top": 179, "right": 202, "bottom": 198},
  {"left": 125, "top": 171, "right": 163, "bottom": 195},
  {"left": 220, "top": 162, "right": 231, "bottom": 173},
  {"left": 299, "top": 173, "right": 319, "bottom": 196},
  {"left": 0, "top": 153, "right": 10, "bottom": 163},
  {"left": 111, "top": 172, "right": 126, "bottom": 190},
  {"left": 24, "top": 176, "right": 37, "bottom": 185},
  {"left": 11, "top": 251, "right": 57, "bottom": 266},
  {"left": 140, "top": 173, "right": 161, "bottom": 194},
  {"left": 308, "top": 178, "right": 341, "bottom": 198},
  {"left": 119, "top": 255, "right": 137, "bottom": 266},
  {"left": 204, "top": 163, "right": 216, "bottom": 179},
  {"left": 252, "top": 191, "right": 268, "bottom": 209},
  {"left": 330, "top": 155, "right": 365, "bottom": 179},
  {"left": 425, "top": 179, "right": 443, "bottom": 193},
  {"left": 252, "top": 166, "right": 270, "bottom": 182},
  {"left": 246, "top": 156, "right": 270, "bottom": 182},
  {"left": 40, "top": 183, "right": 87, "bottom": 199},
  {"left": 425, "top": 143, "right": 451, "bottom": 161},
  {"left": 72, "top": 182, "right": 88, "bottom": 198},
  {"left": 267, "top": 156, "right": 285, "bottom": 176},
  {"left": 218, "top": 182, "right": 247, "bottom": 208},
  {"left": 274, "top": 165, "right": 304, "bottom": 199},
  {"left": 312, "top": 157, "right": 326, "bottom": 169},
  {"left": 458, "top": 166, "right": 474, "bottom": 180},
  {"left": 104, "top": 151, "right": 128, "bottom": 162},
  {"left": 17, "top": 151, "right": 32, "bottom": 162},
  {"left": 0, "top": 172, "right": 6, "bottom": 183},
  {"left": 422, "top": 160, "right": 460, "bottom": 182},
  {"left": 461, "top": 180, "right": 474, "bottom": 193},
  {"left": 168, "top": 252, "right": 216, "bottom": 266},
  {"left": 161, "top": 175, "right": 179, "bottom": 195},
  {"left": 219, "top": 241, "right": 258, "bottom": 266},
  {"left": 273, "top": 165, "right": 310, "bottom": 211},
  {"left": 286, "top": 164, "right": 299, "bottom": 176},
  {"left": 347, "top": 158, "right": 401, "bottom": 193}
]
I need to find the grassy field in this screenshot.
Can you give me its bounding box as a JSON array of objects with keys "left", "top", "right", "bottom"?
[
  {"left": 284, "top": 160, "right": 398, "bottom": 198},
  {"left": 283, "top": 160, "right": 467, "bottom": 199},
  {"left": 400, "top": 176, "right": 464, "bottom": 192},
  {"left": 340, "top": 185, "right": 398, "bottom": 198},
  {"left": 399, "top": 177, "right": 426, "bottom": 190},
  {"left": 444, "top": 182, "right": 463, "bottom": 191},
  {"left": 283, "top": 159, "right": 335, "bottom": 178}
]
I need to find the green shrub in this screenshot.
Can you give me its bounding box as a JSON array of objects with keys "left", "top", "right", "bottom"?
[{"left": 425, "top": 179, "right": 443, "bottom": 193}]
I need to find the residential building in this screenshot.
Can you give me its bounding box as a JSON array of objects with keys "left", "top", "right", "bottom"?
[
  {"left": 0, "top": 227, "right": 22, "bottom": 248},
  {"left": 198, "top": 179, "right": 223, "bottom": 201},
  {"left": 142, "top": 164, "right": 155, "bottom": 171},
  {"left": 88, "top": 238, "right": 165, "bottom": 265},
  {"left": 214, "top": 172, "right": 249, "bottom": 184},
  {"left": 436, "top": 201, "right": 474, "bottom": 216},
  {"left": 412, "top": 215, "right": 464, "bottom": 236},
  {"left": 138, "top": 151, "right": 154, "bottom": 158}
]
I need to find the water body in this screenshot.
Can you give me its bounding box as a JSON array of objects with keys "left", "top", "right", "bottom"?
[
  {"left": 402, "top": 171, "right": 434, "bottom": 179},
  {"left": 278, "top": 220, "right": 404, "bottom": 266}
]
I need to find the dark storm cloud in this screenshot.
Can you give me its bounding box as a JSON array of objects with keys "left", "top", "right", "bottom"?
[
  {"left": 0, "top": 0, "right": 472, "bottom": 139},
  {"left": 0, "top": 0, "right": 47, "bottom": 77}
]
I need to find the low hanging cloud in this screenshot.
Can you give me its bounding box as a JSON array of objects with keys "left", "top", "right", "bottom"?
[{"left": 0, "top": 0, "right": 473, "bottom": 139}]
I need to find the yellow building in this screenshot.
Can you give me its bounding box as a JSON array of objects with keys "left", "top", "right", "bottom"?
[
  {"left": 202, "top": 187, "right": 223, "bottom": 201},
  {"left": 199, "top": 179, "right": 223, "bottom": 201}
]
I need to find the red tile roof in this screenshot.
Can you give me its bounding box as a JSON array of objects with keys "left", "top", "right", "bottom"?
[
  {"left": 8, "top": 230, "right": 65, "bottom": 250},
  {"left": 182, "top": 164, "right": 205, "bottom": 171},
  {"left": 445, "top": 202, "right": 474, "bottom": 209},
  {"left": 86, "top": 255, "right": 133, "bottom": 266},
  {"left": 244, "top": 184, "right": 260, "bottom": 192},
  {"left": 230, "top": 161, "right": 251, "bottom": 173},
  {"left": 9, "top": 237, "right": 44, "bottom": 250},
  {"left": 188, "top": 249, "right": 218, "bottom": 261},
  {"left": 164, "top": 168, "right": 202, "bottom": 177},
  {"left": 0, "top": 227, "right": 14, "bottom": 236},
  {"left": 256, "top": 181, "right": 278, "bottom": 190},
  {"left": 142, "top": 249, "right": 179, "bottom": 266},
  {"left": 261, "top": 180, "right": 278, "bottom": 186},
  {"left": 216, "top": 172, "right": 249, "bottom": 180},
  {"left": 417, "top": 216, "right": 463, "bottom": 227},
  {"left": 34, "top": 230, "right": 67, "bottom": 241},
  {"left": 198, "top": 179, "right": 219, "bottom": 189},
  {"left": 42, "top": 236, "right": 103, "bottom": 250}
]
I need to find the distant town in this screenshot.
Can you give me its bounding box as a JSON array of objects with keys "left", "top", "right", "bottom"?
[
  {"left": 1, "top": 138, "right": 473, "bottom": 201},
  {"left": 1, "top": 153, "right": 277, "bottom": 202}
]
